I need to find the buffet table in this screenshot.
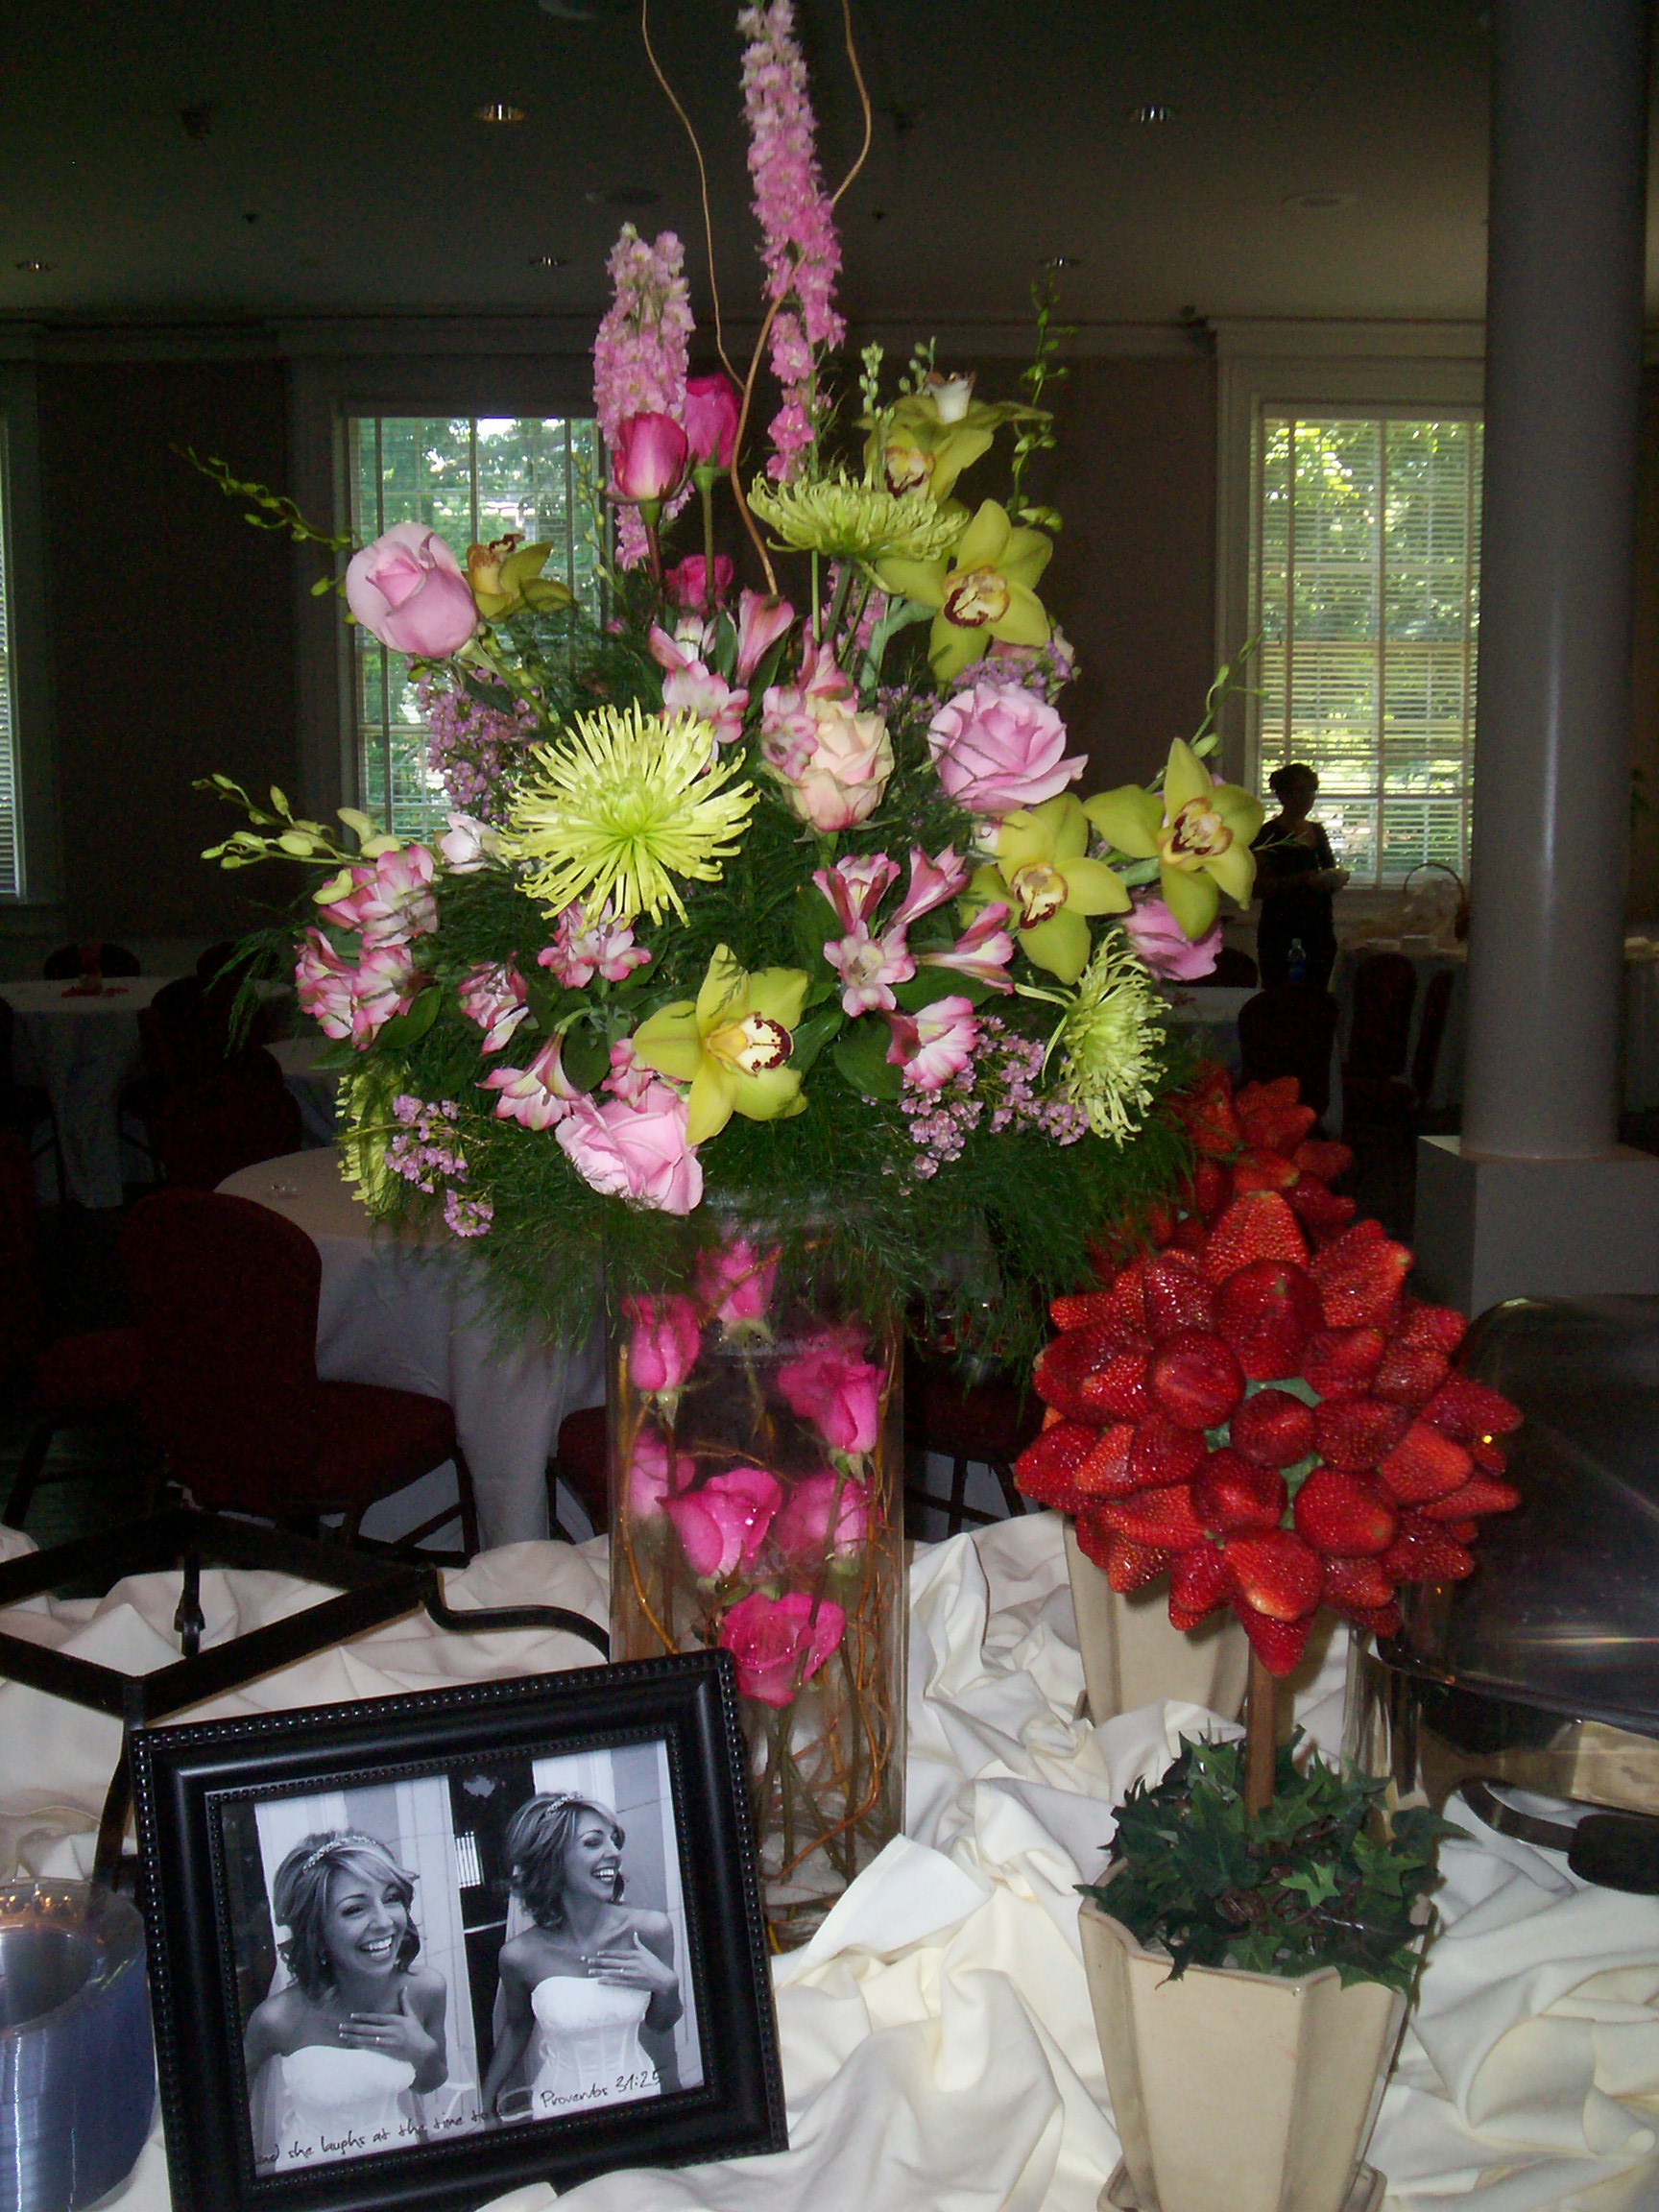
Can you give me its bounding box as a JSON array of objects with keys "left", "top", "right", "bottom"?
[{"left": 0, "top": 1514, "right": 1653, "bottom": 2212}]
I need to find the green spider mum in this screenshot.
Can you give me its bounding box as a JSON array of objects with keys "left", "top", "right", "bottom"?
[
  {"left": 746, "top": 472, "right": 968, "bottom": 565},
  {"left": 1046, "top": 936, "right": 1166, "bottom": 1142},
  {"left": 502, "top": 703, "right": 756, "bottom": 926}
]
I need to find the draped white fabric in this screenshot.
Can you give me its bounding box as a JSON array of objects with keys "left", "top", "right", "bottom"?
[{"left": 0, "top": 1515, "right": 1654, "bottom": 2212}]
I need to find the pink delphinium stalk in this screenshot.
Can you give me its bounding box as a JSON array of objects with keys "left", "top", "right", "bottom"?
[
  {"left": 592, "top": 225, "right": 694, "bottom": 567},
  {"left": 737, "top": 0, "right": 845, "bottom": 479}
]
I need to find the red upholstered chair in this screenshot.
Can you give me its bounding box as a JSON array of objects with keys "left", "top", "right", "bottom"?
[
  {"left": 903, "top": 1351, "right": 1044, "bottom": 1539},
  {"left": 121, "top": 1190, "right": 479, "bottom": 1556},
  {"left": 550, "top": 1403, "right": 610, "bottom": 1539},
  {"left": 1238, "top": 985, "right": 1340, "bottom": 1119},
  {"left": 153, "top": 1049, "right": 303, "bottom": 1189}
]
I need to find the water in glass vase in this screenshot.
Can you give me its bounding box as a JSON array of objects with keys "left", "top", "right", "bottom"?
[{"left": 607, "top": 1229, "right": 905, "bottom": 1948}]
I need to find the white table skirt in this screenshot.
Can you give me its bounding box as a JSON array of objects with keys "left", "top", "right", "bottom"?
[
  {"left": 0, "top": 1513, "right": 1653, "bottom": 2212},
  {"left": 1, "top": 974, "right": 170, "bottom": 1207},
  {"left": 217, "top": 1147, "right": 605, "bottom": 1549}
]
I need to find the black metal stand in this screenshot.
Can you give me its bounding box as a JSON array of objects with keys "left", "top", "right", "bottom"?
[{"left": 0, "top": 1508, "right": 610, "bottom": 1884}]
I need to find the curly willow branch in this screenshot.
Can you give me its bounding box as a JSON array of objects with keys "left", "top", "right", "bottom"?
[
  {"left": 830, "top": 0, "right": 874, "bottom": 211},
  {"left": 638, "top": 0, "right": 739, "bottom": 388}
]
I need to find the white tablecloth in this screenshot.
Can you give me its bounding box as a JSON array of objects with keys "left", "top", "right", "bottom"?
[
  {"left": 0, "top": 1514, "right": 1653, "bottom": 2212},
  {"left": 216, "top": 1146, "right": 606, "bottom": 1549},
  {"left": 1, "top": 974, "right": 170, "bottom": 1207}
]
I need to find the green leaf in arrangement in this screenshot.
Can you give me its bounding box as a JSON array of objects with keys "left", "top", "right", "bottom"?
[
  {"left": 560, "top": 1022, "right": 612, "bottom": 1094},
  {"left": 372, "top": 987, "right": 443, "bottom": 1052},
  {"left": 790, "top": 1006, "right": 844, "bottom": 1077},
  {"left": 832, "top": 1021, "right": 902, "bottom": 1102},
  {"left": 892, "top": 968, "right": 995, "bottom": 1013}
]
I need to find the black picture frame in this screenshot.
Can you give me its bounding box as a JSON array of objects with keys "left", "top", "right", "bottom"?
[{"left": 131, "top": 1652, "right": 786, "bottom": 2212}]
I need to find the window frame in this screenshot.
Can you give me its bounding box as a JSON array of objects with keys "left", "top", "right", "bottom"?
[{"left": 0, "top": 356, "right": 61, "bottom": 912}]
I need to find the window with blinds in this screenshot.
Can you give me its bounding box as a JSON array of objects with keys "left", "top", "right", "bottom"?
[
  {"left": 0, "top": 421, "right": 20, "bottom": 898},
  {"left": 1249, "top": 412, "right": 1482, "bottom": 888},
  {"left": 346, "top": 415, "right": 602, "bottom": 836}
]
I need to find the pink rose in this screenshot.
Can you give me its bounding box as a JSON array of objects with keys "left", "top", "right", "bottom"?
[
  {"left": 625, "top": 1293, "right": 702, "bottom": 1393},
  {"left": 772, "top": 1470, "right": 870, "bottom": 1568},
  {"left": 1121, "top": 895, "right": 1223, "bottom": 982},
  {"left": 778, "top": 1330, "right": 885, "bottom": 1455},
  {"left": 682, "top": 373, "right": 741, "bottom": 470},
  {"left": 694, "top": 1238, "right": 780, "bottom": 1326},
  {"left": 457, "top": 961, "right": 529, "bottom": 1052},
  {"left": 345, "top": 524, "right": 480, "bottom": 660},
  {"left": 627, "top": 1427, "right": 694, "bottom": 1520},
  {"left": 555, "top": 1080, "right": 704, "bottom": 1214},
  {"left": 663, "top": 1467, "right": 782, "bottom": 1579},
  {"left": 612, "top": 412, "right": 689, "bottom": 504},
  {"left": 765, "top": 695, "right": 894, "bottom": 833},
  {"left": 926, "top": 682, "right": 1086, "bottom": 815},
  {"left": 663, "top": 554, "right": 734, "bottom": 611},
  {"left": 718, "top": 1590, "right": 846, "bottom": 1707}
]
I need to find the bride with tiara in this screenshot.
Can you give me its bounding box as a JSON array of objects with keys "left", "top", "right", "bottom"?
[
  {"left": 480, "top": 1792, "right": 681, "bottom": 2123},
  {"left": 243, "top": 1831, "right": 450, "bottom": 2171}
]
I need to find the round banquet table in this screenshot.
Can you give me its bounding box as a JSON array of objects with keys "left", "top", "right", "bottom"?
[
  {"left": 0, "top": 974, "right": 171, "bottom": 1208},
  {"left": 215, "top": 1145, "right": 605, "bottom": 1550},
  {"left": 0, "top": 1513, "right": 1654, "bottom": 2212}
]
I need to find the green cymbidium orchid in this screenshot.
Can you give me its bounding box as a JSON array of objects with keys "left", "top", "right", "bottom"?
[
  {"left": 879, "top": 498, "right": 1053, "bottom": 682},
  {"left": 863, "top": 387, "right": 1046, "bottom": 508},
  {"left": 466, "top": 536, "right": 574, "bottom": 623},
  {"left": 632, "top": 946, "right": 810, "bottom": 1145},
  {"left": 1083, "top": 738, "right": 1265, "bottom": 938},
  {"left": 962, "top": 794, "right": 1128, "bottom": 984}
]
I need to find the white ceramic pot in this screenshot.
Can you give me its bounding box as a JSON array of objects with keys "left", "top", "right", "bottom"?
[
  {"left": 1078, "top": 1895, "right": 1404, "bottom": 2212},
  {"left": 1065, "top": 1525, "right": 1250, "bottom": 1723}
]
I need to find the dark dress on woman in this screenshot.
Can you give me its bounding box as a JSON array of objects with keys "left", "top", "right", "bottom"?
[{"left": 1253, "top": 816, "right": 1338, "bottom": 990}]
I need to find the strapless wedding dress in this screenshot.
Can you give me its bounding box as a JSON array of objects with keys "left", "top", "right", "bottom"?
[
  {"left": 275, "top": 2045, "right": 417, "bottom": 2164},
  {"left": 526, "top": 1977, "right": 660, "bottom": 2117}
]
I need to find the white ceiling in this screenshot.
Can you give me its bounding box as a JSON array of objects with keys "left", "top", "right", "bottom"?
[{"left": 0, "top": 0, "right": 1579, "bottom": 337}]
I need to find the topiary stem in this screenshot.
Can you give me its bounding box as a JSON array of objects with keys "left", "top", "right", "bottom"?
[{"left": 1245, "top": 1652, "right": 1278, "bottom": 1815}]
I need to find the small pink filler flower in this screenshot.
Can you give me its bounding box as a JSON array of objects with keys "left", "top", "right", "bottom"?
[{"left": 719, "top": 1590, "right": 846, "bottom": 1707}]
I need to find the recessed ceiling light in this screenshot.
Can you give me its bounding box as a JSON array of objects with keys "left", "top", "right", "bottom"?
[
  {"left": 1044, "top": 254, "right": 1081, "bottom": 270},
  {"left": 475, "top": 101, "right": 527, "bottom": 125},
  {"left": 1128, "top": 102, "right": 1175, "bottom": 125},
  {"left": 14, "top": 259, "right": 52, "bottom": 273},
  {"left": 529, "top": 254, "right": 568, "bottom": 268},
  {"left": 1282, "top": 189, "right": 1357, "bottom": 210}
]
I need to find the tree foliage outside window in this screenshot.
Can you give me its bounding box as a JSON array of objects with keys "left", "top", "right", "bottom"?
[
  {"left": 1250, "top": 413, "right": 1482, "bottom": 888},
  {"left": 347, "top": 416, "right": 602, "bottom": 836}
]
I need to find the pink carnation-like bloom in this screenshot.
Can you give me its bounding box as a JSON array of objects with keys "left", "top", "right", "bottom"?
[
  {"left": 926, "top": 682, "right": 1086, "bottom": 816},
  {"left": 886, "top": 995, "right": 981, "bottom": 1094},
  {"left": 480, "top": 1034, "right": 580, "bottom": 1131},
  {"left": 624, "top": 1294, "right": 702, "bottom": 1394},
  {"left": 316, "top": 844, "right": 438, "bottom": 950},
  {"left": 345, "top": 524, "right": 480, "bottom": 660},
  {"left": 694, "top": 1237, "right": 780, "bottom": 1326},
  {"left": 456, "top": 961, "right": 530, "bottom": 1053},
  {"left": 718, "top": 1589, "right": 845, "bottom": 1706},
  {"left": 537, "top": 904, "right": 651, "bottom": 989},
  {"left": 627, "top": 1426, "right": 695, "bottom": 1521},
  {"left": 663, "top": 1467, "right": 782, "bottom": 1580},
  {"left": 771, "top": 1469, "right": 870, "bottom": 1568},
  {"left": 1121, "top": 894, "right": 1223, "bottom": 981},
  {"left": 555, "top": 1080, "right": 704, "bottom": 1214},
  {"left": 777, "top": 1329, "right": 884, "bottom": 1455}
]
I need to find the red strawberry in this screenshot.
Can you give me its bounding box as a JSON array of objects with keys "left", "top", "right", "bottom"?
[
  {"left": 1173, "top": 1086, "right": 1245, "bottom": 1159},
  {"left": 1169, "top": 1214, "right": 1208, "bottom": 1254},
  {"left": 1106, "top": 1538, "right": 1174, "bottom": 1593},
  {"left": 1382, "top": 1514, "right": 1476, "bottom": 1585},
  {"left": 1229, "top": 1387, "right": 1318, "bottom": 1469},
  {"left": 1377, "top": 1422, "right": 1473, "bottom": 1504},
  {"left": 1310, "top": 1220, "right": 1411, "bottom": 1328},
  {"left": 1224, "top": 1528, "right": 1323, "bottom": 1620},
  {"left": 1232, "top": 1600, "right": 1311, "bottom": 1677},
  {"left": 1072, "top": 1424, "right": 1142, "bottom": 1500},
  {"left": 1341, "top": 1599, "right": 1403, "bottom": 1640},
  {"left": 1418, "top": 1474, "right": 1521, "bottom": 1521},
  {"left": 1292, "top": 1469, "right": 1398, "bottom": 1556},
  {"left": 1236, "top": 1078, "right": 1317, "bottom": 1154},
  {"left": 1048, "top": 1289, "right": 1119, "bottom": 1334},
  {"left": 1013, "top": 1420, "right": 1101, "bottom": 1510},
  {"left": 1128, "top": 1414, "right": 1208, "bottom": 1490},
  {"left": 1213, "top": 1258, "right": 1323, "bottom": 1381},
  {"left": 1033, "top": 1327, "right": 1152, "bottom": 1423},
  {"left": 1319, "top": 1553, "right": 1397, "bottom": 1611},
  {"left": 1420, "top": 1374, "right": 1524, "bottom": 1445},
  {"left": 1185, "top": 1158, "right": 1230, "bottom": 1222},
  {"left": 1091, "top": 1255, "right": 1152, "bottom": 1334},
  {"left": 1373, "top": 1338, "right": 1451, "bottom": 1410},
  {"left": 1292, "top": 1138, "right": 1353, "bottom": 1184},
  {"left": 1168, "top": 1542, "right": 1235, "bottom": 1630},
  {"left": 1397, "top": 1298, "right": 1468, "bottom": 1356},
  {"left": 1469, "top": 1436, "right": 1510, "bottom": 1475},
  {"left": 1230, "top": 1146, "right": 1301, "bottom": 1196},
  {"left": 1098, "top": 1483, "right": 1208, "bottom": 1551},
  {"left": 1303, "top": 1325, "right": 1385, "bottom": 1399},
  {"left": 1199, "top": 1192, "right": 1309, "bottom": 1284},
  {"left": 1312, "top": 1395, "right": 1411, "bottom": 1472},
  {"left": 1441, "top": 1518, "right": 1479, "bottom": 1544},
  {"left": 1072, "top": 1508, "right": 1115, "bottom": 1573},
  {"left": 1142, "top": 1253, "right": 1215, "bottom": 1340},
  {"left": 1150, "top": 1331, "right": 1246, "bottom": 1431},
  {"left": 1286, "top": 1179, "right": 1358, "bottom": 1242},
  {"left": 1190, "top": 1449, "right": 1287, "bottom": 1535}
]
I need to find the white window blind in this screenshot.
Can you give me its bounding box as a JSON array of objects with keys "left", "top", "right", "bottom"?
[
  {"left": 1250, "top": 412, "right": 1482, "bottom": 888},
  {"left": 0, "top": 421, "right": 20, "bottom": 898},
  {"left": 346, "top": 415, "right": 602, "bottom": 837}
]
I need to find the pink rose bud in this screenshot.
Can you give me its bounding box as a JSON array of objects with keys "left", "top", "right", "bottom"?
[
  {"left": 663, "top": 1467, "right": 782, "bottom": 1579},
  {"left": 345, "top": 523, "right": 480, "bottom": 660},
  {"left": 682, "top": 373, "right": 741, "bottom": 470},
  {"left": 718, "top": 1590, "right": 846, "bottom": 1707},
  {"left": 777, "top": 1329, "right": 885, "bottom": 1455},
  {"left": 624, "top": 1294, "right": 703, "bottom": 1394},
  {"left": 663, "top": 554, "right": 735, "bottom": 611},
  {"left": 612, "top": 411, "right": 690, "bottom": 505},
  {"left": 771, "top": 1469, "right": 870, "bottom": 1568}
]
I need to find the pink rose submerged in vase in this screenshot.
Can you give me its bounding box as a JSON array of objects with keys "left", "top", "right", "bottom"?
[
  {"left": 771, "top": 1469, "right": 870, "bottom": 1567},
  {"left": 626, "top": 1427, "right": 695, "bottom": 1519},
  {"left": 694, "top": 1237, "right": 781, "bottom": 1327},
  {"left": 624, "top": 1294, "right": 703, "bottom": 1394},
  {"left": 718, "top": 1590, "right": 847, "bottom": 1707},
  {"left": 777, "top": 1328, "right": 885, "bottom": 1455},
  {"left": 662, "top": 1467, "right": 782, "bottom": 1579}
]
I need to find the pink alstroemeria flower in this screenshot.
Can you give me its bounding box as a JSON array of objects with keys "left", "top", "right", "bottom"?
[
  {"left": 915, "top": 902, "right": 1017, "bottom": 994},
  {"left": 647, "top": 624, "right": 750, "bottom": 749},
  {"left": 663, "top": 1467, "right": 782, "bottom": 1580},
  {"left": 885, "top": 995, "right": 981, "bottom": 1094},
  {"left": 734, "top": 589, "right": 796, "bottom": 684},
  {"left": 778, "top": 1329, "right": 885, "bottom": 1455},
  {"left": 480, "top": 1033, "right": 580, "bottom": 1130},
  {"left": 612, "top": 411, "right": 689, "bottom": 505},
  {"left": 814, "top": 852, "right": 912, "bottom": 1015},
  {"left": 345, "top": 524, "right": 480, "bottom": 659},
  {"left": 887, "top": 846, "right": 970, "bottom": 932},
  {"left": 1121, "top": 894, "right": 1223, "bottom": 982},
  {"left": 316, "top": 844, "right": 438, "bottom": 950},
  {"left": 537, "top": 903, "right": 652, "bottom": 989},
  {"left": 772, "top": 1469, "right": 870, "bottom": 1568},
  {"left": 437, "top": 813, "right": 500, "bottom": 873},
  {"left": 627, "top": 1427, "right": 695, "bottom": 1521},
  {"left": 682, "top": 373, "right": 741, "bottom": 470},
  {"left": 693, "top": 1238, "right": 780, "bottom": 1326},
  {"left": 663, "top": 554, "right": 734, "bottom": 610},
  {"left": 555, "top": 1080, "right": 704, "bottom": 1214},
  {"left": 624, "top": 1294, "right": 702, "bottom": 1394},
  {"left": 718, "top": 1590, "right": 845, "bottom": 1708},
  {"left": 456, "top": 961, "right": 530, "bottom": 1053},
  {"left": 297, "top": 936, "right": 420, "bottom": 1047}
]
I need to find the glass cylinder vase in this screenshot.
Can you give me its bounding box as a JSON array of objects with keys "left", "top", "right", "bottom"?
[{"left": 607, "top": 1229, "right": 906, "bottom": 1949}]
